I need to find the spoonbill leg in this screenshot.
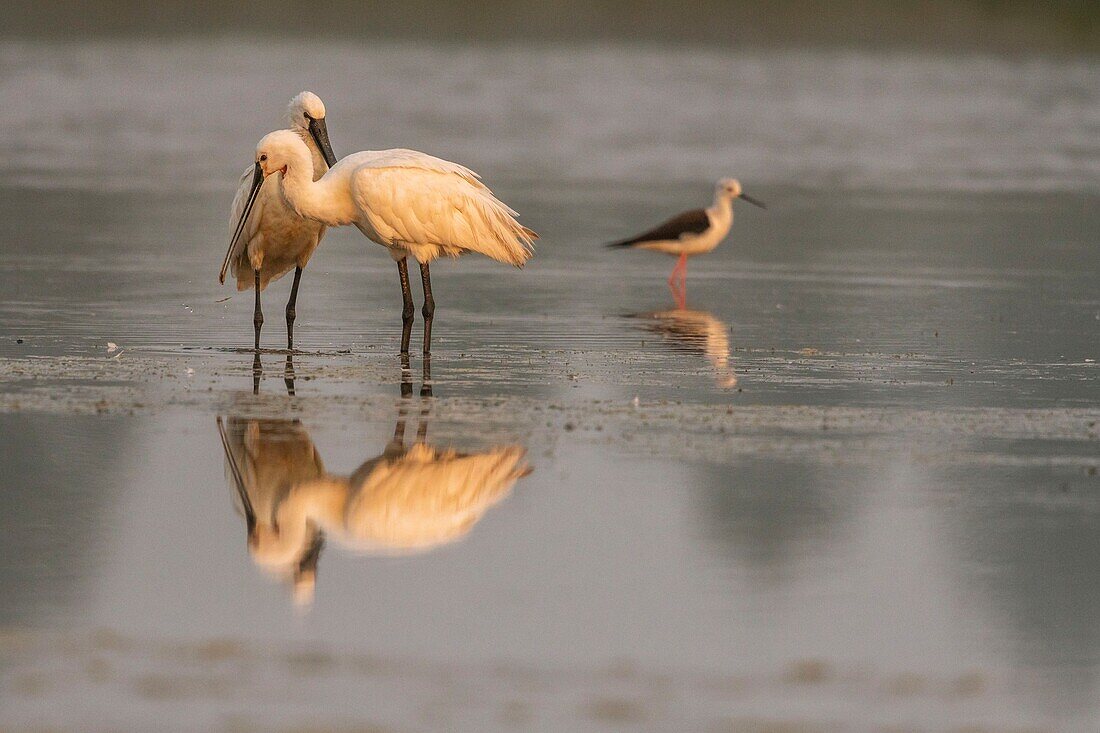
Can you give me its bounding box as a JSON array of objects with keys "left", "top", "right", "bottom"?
[
  {"left": 285, "top": 266, "right": 303, "bottom": 351},
  {"left": 252, "top": 352, "right": 262, "bottom": 395},
  {"left": 421, "top": 353, "right": 433, "bottom": 398},
  {"left": 284, "top": 353, "right": 297, "bottom": 395},
  {"left": 398, "top": 259, "right": 415, "bottom": 356},
  {"left": 419, "top": 261, "right": 436, "bottom": 356},
  {"left": 400, "top": 353, "right": 414, "bottom": 398},
  {"left": 253, "top": 271, "right": 264, "bottom": 351}
]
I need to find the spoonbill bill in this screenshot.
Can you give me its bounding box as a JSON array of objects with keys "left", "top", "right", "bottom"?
[
  {"left": 231, "top": 130, "right": 537, "bottom": 355},
  {"left": 607, "top": 179, "right": 765, "bottom": 296},
  {"left": 220, "top": 92, "right": 338, "bottom": 351}
]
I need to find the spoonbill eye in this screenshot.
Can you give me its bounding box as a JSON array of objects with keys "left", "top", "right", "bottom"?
[{"left": 260, "top": 154, "right": 267, "bottom": 162}]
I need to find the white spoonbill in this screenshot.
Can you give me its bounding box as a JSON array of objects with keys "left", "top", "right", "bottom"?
[
  {"left": 607, "top": 179, "right": 765, "bottom": 295},
  {"left": 231, "top": 129, "right": 537, "bottom": 355},
  {"left": 220, "top": 92, "right": 338, "bottom": 351}
]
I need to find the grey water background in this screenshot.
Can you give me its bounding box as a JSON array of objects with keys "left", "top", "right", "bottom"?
[{"left": 0, "top": 14, "right": 1099, "bottom": 733}]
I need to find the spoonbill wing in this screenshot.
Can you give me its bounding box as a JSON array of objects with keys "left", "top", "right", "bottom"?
[{"left": 349, "top": 159, "right": 535, "bottom": 267}]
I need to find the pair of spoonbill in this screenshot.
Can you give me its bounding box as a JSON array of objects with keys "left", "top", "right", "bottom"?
[{"left": 222, "top": 92, "right": 535, "bottom": 355}]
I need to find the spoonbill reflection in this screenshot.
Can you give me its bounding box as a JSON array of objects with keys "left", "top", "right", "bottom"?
[
  {"left": 220, "top": 92, "right": 338, "bottom": 351},
  {"left": 631, "top": 307, "right": 738, "bottom": 388},
  {"left": 232, "top": 130, "right": 537, "bottom": 355},
  {"left": 217, "top": 398, "right": 529, "bottom": 603},
  {"left": 608, "top": 179, "right": 764, "bottom": 298},
  {"left": 216, "top": 416, "right": 327, "bottom": 599}
]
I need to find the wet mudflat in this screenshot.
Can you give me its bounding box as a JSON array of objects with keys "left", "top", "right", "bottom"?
[{"left": 1, "top": 41, "right": 1099, "bottom": 732}]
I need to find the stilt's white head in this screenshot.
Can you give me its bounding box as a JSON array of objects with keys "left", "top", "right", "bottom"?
[
  {"left": 717, "top": 178, "right": 767, "bottom": 209},
  {"left": 285, "top": 91, "right": 336, "bottom": 168},
  {"left": 717, "top": 178, "right": 742, "bottom": 200}
]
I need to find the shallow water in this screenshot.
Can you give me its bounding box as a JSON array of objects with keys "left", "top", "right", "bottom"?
[{"left": 0, "top": 40, "right": 1099, "bottom": 732}]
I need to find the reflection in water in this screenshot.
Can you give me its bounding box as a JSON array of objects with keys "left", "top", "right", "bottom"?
[
  {"left": 629, "top": 307, "right": 738, "bottom": 388},
  {"left": 251, "top": 352, "right": 298, "bottom": 396},
  {"left": 217, "top": 416, "right": 327, "bottom": 602},
  {"left": 217, "top": 373, "right": 529, "bottom": 605}
]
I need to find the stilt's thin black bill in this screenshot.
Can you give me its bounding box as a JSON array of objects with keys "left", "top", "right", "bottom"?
[
  {"left": 738, "top": 192, "right": 767, "bottom": 209},
  {"left": 220, "top": 162, "right": 264, "bottom": 283},
  {"left": 308, "top": 117, "right": 337, "bottom": 168}
]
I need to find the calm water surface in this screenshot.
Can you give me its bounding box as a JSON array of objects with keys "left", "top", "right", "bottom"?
[{"left": 0, "top": 40, "right": 1098, "bottom": 732}]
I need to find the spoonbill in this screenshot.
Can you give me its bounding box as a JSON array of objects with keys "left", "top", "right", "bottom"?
[
  {"left": 231, "top": 130, "right": 537, "bottom": 355},
  {"left": 219, "top": 92, "right": 338, "bottom": 351},
  {"left": 607, "top": 179, "right": 765, "bottom": 296}
]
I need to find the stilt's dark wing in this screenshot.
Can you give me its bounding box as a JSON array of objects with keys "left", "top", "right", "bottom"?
[{"left": 606, "top": 208, "right": 710, "bottom": 248}]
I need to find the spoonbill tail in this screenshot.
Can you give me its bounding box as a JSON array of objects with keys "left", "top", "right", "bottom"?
[
  {"left": 234, "top": 130, "right": 537, "bottom": 355},
  {"left": 607, "top": 179, "right": 764, "bottom": 297},
  {"left": 220, "top": 92, "right": 338, "bottom": 351}
]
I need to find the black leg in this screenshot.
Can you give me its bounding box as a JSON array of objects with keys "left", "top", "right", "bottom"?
[
  {"left": 252, "top": 352, "right": 262, "bottom": 395},
  {"left": 413, "top": 367, "right": 431, "bottom": 435},
  {"left": 284, "top": 353, "right": 296, "bottom": 396},
  {"left": 398, "top": 259, "right": 415, "bottom": 355},
  {"left": 400, "top": 352, "right": 413, "bottom": 398},
  {"left": 388, "top": 367, "right": 411, "bottom": 456},
  {"left": 420, "top": 353, "right": 433, "bottom": 397},
  {"left": 285, "top": 266, "right": 302, "bottom": 352},
  {"left": 419, "top": 261, "right": 435, "bottom": 355},
  {"left": 253, "top": 270, "right": 263, "bottom": 352}
]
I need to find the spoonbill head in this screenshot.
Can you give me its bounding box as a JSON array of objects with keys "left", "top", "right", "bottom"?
[
  {"left": 286, "top": 91, "right": 335, "bottom": 165},
  {"left": 238, "top": 128, "right": 537, "bottom": 356},
  {"left": 607, "top": 177, "right": 765, "bottom": 297},
  {"left": 220, "top": 91, "right": 340, "bottom": 352}
]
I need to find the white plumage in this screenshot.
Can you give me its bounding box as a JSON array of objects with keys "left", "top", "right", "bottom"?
[
  {"left": 248, "top": 129, "right": 537, "bottom": 354},
  {"left": 257, "top": 132, "right": 536, "bottom": 267},
  {"left": 220, "top": 92, "right": 333, "bottom": 290},
  {"left": 221, "top": 92, "right": 340, "bottom": 351}
]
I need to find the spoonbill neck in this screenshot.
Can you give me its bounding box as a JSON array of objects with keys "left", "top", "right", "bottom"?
[
  {"left": 253, "top": 478, "right": 347, "bottom": 567},
  {"left": 277, "top": 152, "right": 358, "bottom": 227}
]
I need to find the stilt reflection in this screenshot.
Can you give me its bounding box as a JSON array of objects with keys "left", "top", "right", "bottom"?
[{"left": 629, "top": 306, "right": 738, "bottom": 388}]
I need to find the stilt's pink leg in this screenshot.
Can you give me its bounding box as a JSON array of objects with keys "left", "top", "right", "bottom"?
[
  {"left": 672, "top": 281, "right": 687, "bottom": 309},
  {"left": 668, "top": 252, "right": 688, "bottom": 305},
  {"left": 667, "top": 257, "right": 680, "bottom": 288},
  {"left": 668, "top": 253, "right": 687, "bottom": 286}
]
